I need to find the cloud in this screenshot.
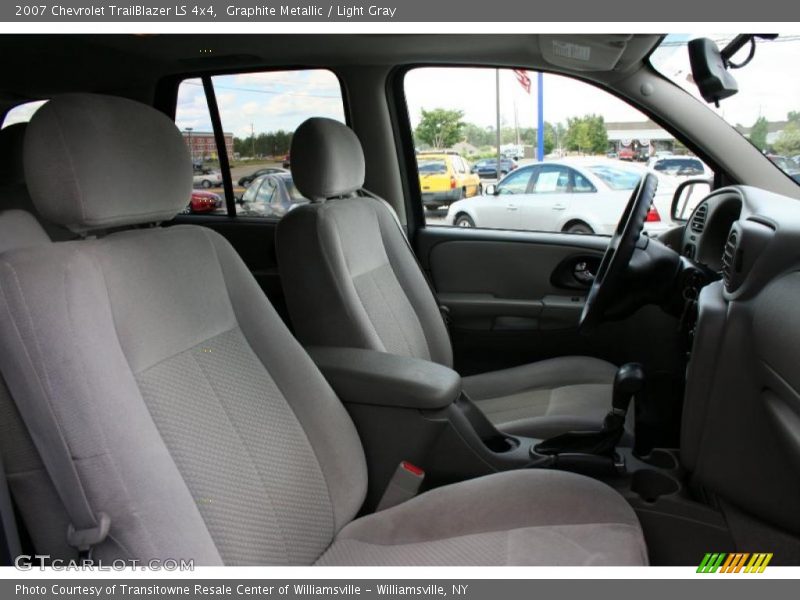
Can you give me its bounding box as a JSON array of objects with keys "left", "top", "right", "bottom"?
[{"left": 176, "top": 69, "right": 345, "bottom": 139}]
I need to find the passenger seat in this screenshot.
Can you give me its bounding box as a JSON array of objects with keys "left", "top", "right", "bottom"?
[
  {"left": 0, "top": 123, "right": 73, "bottom": 242},
  {"left": 0, "top": 94, "right": 647, "bottom": 565}
]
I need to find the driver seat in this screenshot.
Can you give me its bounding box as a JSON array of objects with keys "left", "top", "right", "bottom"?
[{"left": 277, "top": 118, "right": 619, "bottom": 439}]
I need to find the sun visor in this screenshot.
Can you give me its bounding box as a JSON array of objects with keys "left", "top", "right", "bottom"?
[{"left": 539, "top": 35, "right": 633, "bottom": 71}]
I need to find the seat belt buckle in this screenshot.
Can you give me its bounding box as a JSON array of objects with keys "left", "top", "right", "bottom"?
[
  {"left": 376, "top": 461, "right": 425, "bottom": 512},
  {"left": 66, "top": 512, "right": 110, "bottom": 559}
]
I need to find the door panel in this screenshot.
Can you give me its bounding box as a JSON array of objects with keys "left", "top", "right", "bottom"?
[{"left": 416, "top": 226, "right": 683, "bottom": 380}]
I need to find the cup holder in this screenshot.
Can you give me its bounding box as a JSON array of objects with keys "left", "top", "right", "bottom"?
[
  {"left": 641, "top": 448, "right": 679, "bottom": 470},
  {"left": 631, "top": 469, "right": 680, "bottom": 503},
  {"left": 482, "top": 434, "right": 520, "bottom": 453}
]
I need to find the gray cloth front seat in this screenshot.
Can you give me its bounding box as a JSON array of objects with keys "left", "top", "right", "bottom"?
[
  {"left": 0, "top": 122, "right": 73, "bottom": 242},
  {"left": 277, "top": 118, "right": 619, "bottom": 439},
  {"left": 0, "top": 94, "right": 647, "bottom": 565}
]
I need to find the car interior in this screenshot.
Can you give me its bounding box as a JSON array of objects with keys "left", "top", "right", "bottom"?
[{"left": 0, "top": 33, "right": 799, "bottom": 567}]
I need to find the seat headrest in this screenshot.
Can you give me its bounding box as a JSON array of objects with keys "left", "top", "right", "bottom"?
[
  {"left": 290, "top": 118, "right": 365, "bottom": 201},
  {"left": 24, "top": 94, "right": 192, "bottom": 233},
  {"left": 0, "top": 123, "right": 27, "bottom": 186}
]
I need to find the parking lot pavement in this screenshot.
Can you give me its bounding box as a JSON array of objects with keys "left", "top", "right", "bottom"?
[{"left": 425, "top": 209, "right": 449, "bottom": 226}]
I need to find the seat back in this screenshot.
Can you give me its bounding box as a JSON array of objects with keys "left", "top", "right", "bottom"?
[
  {"left": 0, "top": 123, "right": 73, "bottom": 242},
  {"left": 277, "top": 118, "right": 452, "bottom": 367},
  {"left": 0, "top": 95, "right": 367, "bottom": 564}
]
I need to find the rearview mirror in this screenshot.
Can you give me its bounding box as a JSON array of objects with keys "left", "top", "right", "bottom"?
[
  {"left": 671, "top": 178, "right": 711, "bottom": 222},
  {"left": 688, "top": 38, "right": 738, "bottom": 106},
  {"left": 485, "top": 184, "right": 498, "bottom": 196}
]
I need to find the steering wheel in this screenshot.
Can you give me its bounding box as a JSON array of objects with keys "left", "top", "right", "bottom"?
[{"left": 579, "top": 173, "right": 659, "bottom": 331}]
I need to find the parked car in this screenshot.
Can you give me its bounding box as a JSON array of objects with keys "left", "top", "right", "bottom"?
[
  {"left": 650, "top": 156, "right": 707, "bottom": 177},
  {"left": 193, "top": 167, "right": 223, "bottom": 188},
  {"left": 618, "top": 147, "right": 636, "bottom": 161},
  {"left": 185, "top": 190, "right": 224, "bottom": 214},
  {"left": 237, "top": 172, "right": 309, "bottom": 217},
  {"left": 445, "top": 161, "right": 665, "bottom": 234},
  {"left": 417, "top": 152, "right": 482, "bottom": 209},
  {"left": 767, "top": 154, "right": 800, "bottom": 177},
  {"left": 238, "top": 167, "right": 289, "bottom": 187},
  {"left": 471, "top": 157, "right": 518, "bottom": 179},
  {"left": 282, "top": 153, "right": 291, "bottom": 169},
  {"left": 645, "top": 151, "right": 675, "bottom": 167}
]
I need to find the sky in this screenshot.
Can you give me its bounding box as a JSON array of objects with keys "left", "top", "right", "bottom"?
[{"left": 4, "top": 35, "right": 799, "bottom": 140}]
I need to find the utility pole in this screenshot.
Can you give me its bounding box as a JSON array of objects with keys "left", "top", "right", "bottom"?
[
  {"left": 496, "top": 69, "right": 502, "bottom": 180},
  {"left": 537, "top": 72, "right": 545, "bottom": 161}
]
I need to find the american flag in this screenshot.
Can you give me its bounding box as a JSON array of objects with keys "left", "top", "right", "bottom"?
[{"left": 513, "top": 69, "right": 532, "bottom": 94}]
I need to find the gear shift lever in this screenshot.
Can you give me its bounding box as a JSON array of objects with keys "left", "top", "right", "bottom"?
[
  {"left": 532, "top": 363, "right": 645, "bottom": 459},
  {"left": 609, "top": 362, "right": 645, "bottom": 423}
]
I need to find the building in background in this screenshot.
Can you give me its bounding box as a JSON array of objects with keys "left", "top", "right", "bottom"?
[
  {"left": 182, "top": 130, "right": 234, "bottom": 162},
  {"left": 606, "top": 120, "right": 676, "bottom": 159}
]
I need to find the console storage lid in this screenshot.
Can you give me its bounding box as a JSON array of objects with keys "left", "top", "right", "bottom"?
[{"left": 306, "top": 346, "right": 461, "bottom": 410}]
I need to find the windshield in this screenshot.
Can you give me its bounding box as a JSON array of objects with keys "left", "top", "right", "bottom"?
[
  {"left": 650, "top": 34, "right": 800, "bottom": 186},
  {"left": 587, "top": 165, "right": 641, "bottom": 190}
]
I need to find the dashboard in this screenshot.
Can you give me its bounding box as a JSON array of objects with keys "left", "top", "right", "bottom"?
[
  {"left": 682, "top": 185, "right": 800, "bottom": 300},
  {"left": 681, "top": 191, "right": 742, "bottom": 271},
  {"left": 680, "top": 184, "right": 800, "bottom": 534}
]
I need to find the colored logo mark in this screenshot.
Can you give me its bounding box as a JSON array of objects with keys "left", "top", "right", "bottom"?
[{"left": 697, "top": 553, "right": 773, "bottom": 573}]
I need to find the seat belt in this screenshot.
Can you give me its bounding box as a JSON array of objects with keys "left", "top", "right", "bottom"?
[
  {"left": 0, "top": 370, "right": 110, "bottom": 560},
  {"left": 376, "top": 461, "right": 425, "bottom": 512},
  {"left": 0, "top": 449, "right": 21, "bottom": 565}
]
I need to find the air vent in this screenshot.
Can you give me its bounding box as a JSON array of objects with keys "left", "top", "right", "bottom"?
[
  {"left": 690, "top": 203, "right": 708, "bottom": 234},
  {"left": 721, "top": 229, "right": 739, "bottom": 290}
]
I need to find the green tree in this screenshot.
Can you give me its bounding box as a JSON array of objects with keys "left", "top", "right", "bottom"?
[
  {"left": 415, "top": 108, "right": 465, "bottom": 149},
  {"left": 233, "top": 129, "right": 293, "bottom": 158},
  {"left": 462, "top": 122, "right": 494, "bottom": 147},
  {"left": 749, "top": 116, "right": 769, "bottom": 151},
  {"left": 564, "top": 114, "right": 607, "bottom": 154},
  {"left": 774, "top": 121, "right": 800, "bottom": 156}
]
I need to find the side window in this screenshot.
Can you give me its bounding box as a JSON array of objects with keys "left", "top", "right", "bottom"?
[
  {"left": 572, "top": 170, "right": 596, "bottom": 193},
  {"left": 532, "top": 166, "right": 570, "bottom": 193},
  {"left": 174, "top": 69, "right": 346, "bottom": 218},
  {"left": 404, "top": 67, "right": 713, "bottom": 234},
  {"left": 497, "top": 168, "right": 534, "bottom": 195}
]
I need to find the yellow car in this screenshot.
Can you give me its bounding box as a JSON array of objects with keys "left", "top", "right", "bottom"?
[{"left": 417, "top": 152, "right": 482, "bottom": 209}]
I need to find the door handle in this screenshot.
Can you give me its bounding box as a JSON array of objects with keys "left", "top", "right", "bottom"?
[
  {"left": 506, "top": 204, "right": 518, "bottom": 211},
  {"left": 552, "top": 203, "right": 566, "bottom": 210}
]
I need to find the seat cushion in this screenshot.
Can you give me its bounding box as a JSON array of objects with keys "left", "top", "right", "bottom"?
[
  {"left": 318, "top": 470, "right": 647, "bottom": 566},
  {"left": 462, "top": 356, "right": 620, "bottom": 439}
]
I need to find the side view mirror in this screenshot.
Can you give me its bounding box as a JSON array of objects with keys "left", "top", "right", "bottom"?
[
  {"left": 485, "top": 184, "right": 498, "bottom": 196},
  {"left": 671, "top": 178, "right": 712, "bottom": 222}
]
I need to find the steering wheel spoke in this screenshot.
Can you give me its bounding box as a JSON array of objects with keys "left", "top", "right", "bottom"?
[{"left": 579, "top": 174, "right": 659, "bottom": 332}]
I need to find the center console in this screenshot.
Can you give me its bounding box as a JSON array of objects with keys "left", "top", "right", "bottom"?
[{"left": 308, "top": 346, "right": 735, "bottom": 563}]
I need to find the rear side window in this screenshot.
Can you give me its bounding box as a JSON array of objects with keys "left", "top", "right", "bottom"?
[{"left": 174, "top": 69, "right": 346, "bottom": 218}]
